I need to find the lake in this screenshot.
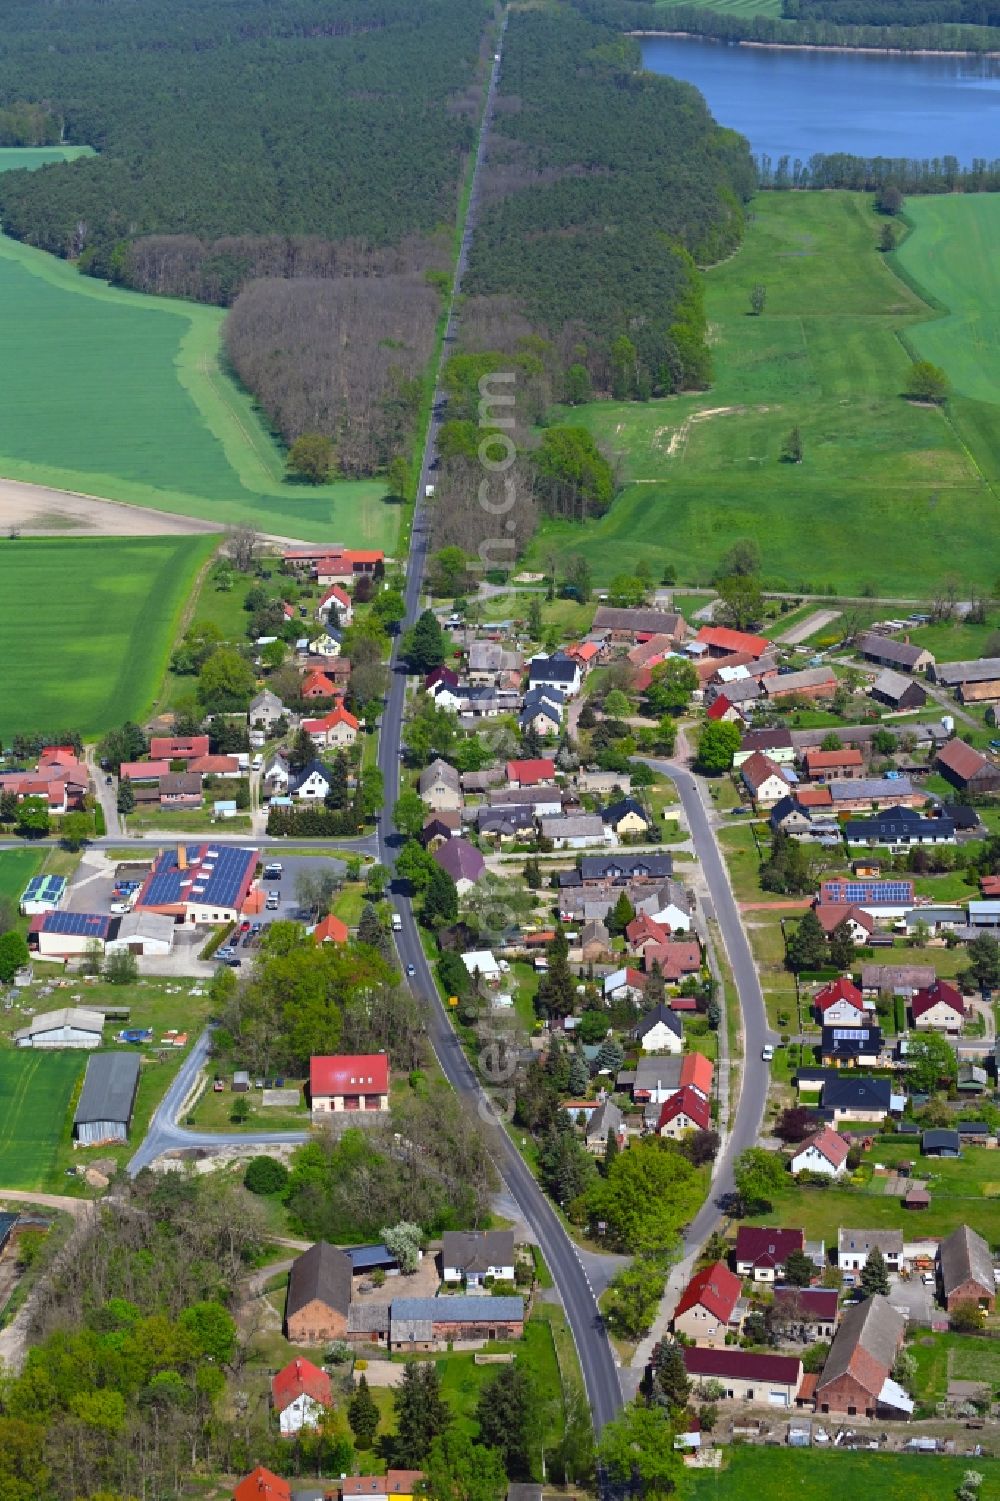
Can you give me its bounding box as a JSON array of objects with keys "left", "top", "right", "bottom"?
[{"left": 641, "top": 34, "right": 1000, "bottom": 164}]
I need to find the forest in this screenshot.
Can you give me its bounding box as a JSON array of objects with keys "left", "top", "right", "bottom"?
[
  {"left": 621, "top": 0, "right": 1000, "bottom": 49},
  {"left": 783, "top": 0, "right": 1000, "bottom": 27},
  {"left": 757, "top": 151, "right": 1000, "bottom": 193}
]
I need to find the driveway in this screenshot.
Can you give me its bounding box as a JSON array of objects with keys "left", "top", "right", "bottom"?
[{"left": 889, "top": 1275, "right": 936, "bottom": 1325}]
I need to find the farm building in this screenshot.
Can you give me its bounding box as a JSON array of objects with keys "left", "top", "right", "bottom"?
[
  {"left": 857, "top": 634, "right": 934, "bottom": 674},
  {"left": 814, "top": 1295, "right": 908, "bottom": 1418},
  {"left": 285, "top": 1242, "right": 353, "bottom": 1343},
  {"left": 104, "top": 911, "right": 175, "bottom": 957},
  {"left": 14, "top": 1006, "right": 104, "bottom": 1049},
  {"left": 870, "top": 669, "right": 927, "bottom": 711},
  {"left": 938, "top": 1224, "right": 995, "bottom": 1313},
  {"left": 73, "top": 1052, "right": 141, "bottom": 1144},
  {"left": 389, "top": 1295, "right": 523, "bottom": 1351},
  {"left": 441, "top": 1230, "right": 515, "bottom": 1287},
  {"left": 931, "top": 657, "right": 1000, "bottom": 702},
  {"left": 134, "top": 844, "right": 258, "bottom": 925},
  {"left": 18, "top": 874, "right": 66, "bottom": 915},
  {"left": 30, "top": 910, "right": 111, "bottom": 959},
  {"left": 682, "top": 1346, "right": 803, "bottom": 1407},
  {"left": 934, "top": 739, "right": 1000, "bottom": 793},
  {"left": 310, "top": 1054, "right": 390, "bottom": 1114}
]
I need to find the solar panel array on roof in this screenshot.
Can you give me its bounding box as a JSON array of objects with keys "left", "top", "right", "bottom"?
[
  {"left": 821, "top": 879, "right": 914, "bottom": 905},
  {"left": 41, "top": 910, "right": 110, "bottom": 938},
  {"left": 22, "top": 875, "right": 66, "bottom": 903},
  {"left": 139, "top": 845, "right": 256, "bottom": 910}
]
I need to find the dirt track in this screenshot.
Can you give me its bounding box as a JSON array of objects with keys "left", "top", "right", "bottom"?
[{"left": 0, "top": 477, "right": 220, "bottom": 536}]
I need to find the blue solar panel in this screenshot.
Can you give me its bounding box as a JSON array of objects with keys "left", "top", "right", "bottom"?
[
  {"left": 43, "top": 910, "right": 110, "bottom": 938},
  {"left": 138, "top": 845, "right": 256, "bottom": 910},
  {"left": 822, "top": 879, "right": 914, "bottom": 904}
]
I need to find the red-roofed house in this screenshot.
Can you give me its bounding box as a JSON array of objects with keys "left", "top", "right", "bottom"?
[
  {"left": 318, "top": 584, "right": 354, "bottom": 625},
  {"left": 271, "top": 1357, "right": 333, "bottom": 1434},
  {"left": 626, "top": 913, "right": 671, "bottom": 951},
  {"left": 233, "top": 1468, "right": 291, "bottom": 1501},
  {"left": 627, "top": 634, "right": 675, "bottom": 670},
  {"left": 680, "top": 1051, "right": 715, "bottom": 1099},
  {"left": 310, "top": 1054, "right": 390, "bottom": 1114},
  {"left": 119, "top": 760, "right": 170, "bottom": 783},
  {"left": 310, "top": 550, "right": 384, "bottom": 587},
  {"left": 797, "top": 785, "right": 834, "bottom": 809},
  {"left": 641, "top": 939, "right": 703, "bottom": 981},
  {"left": 804, "top": 747, "right": 864, "bottom": 782},
  {"left": 314, "top": 914, "right": 349, "bottom": 946},
  {"left": 734, "top": 1226, "right": 805, "bottom": 1282},
  {"left": 673, "top": 1261, "right": 744, "bottom": 1346},
  {"left": 682, "top": 1346, "right": 803, "bottom": 1405},
  {"left": 706, "top": 694, "right": 746, "bottom": 725},
  {"left": 339, "top": 1473, "right": 425, "bottom": 1501},
  {"left": 149, "top": 735, "right": 210, "bottom": 761},
  {"left": 981, "top": 874, "right": 1000, "bottom": 898},
  {"left": 567, "top": 640, "right": 601, "bottom": 671},
  {"left": 506, "top": 758, "right": 556, "bottom": 788},
  {"left": 814, "top": 977, "right": 871, "bottom": 1026},
  {"left": 696, "top": 625, "right": 772, "bottom": 659},
  {"left": 657, "top": 1085, "right": 710, "bottom": 1138},
  {"left": 189, "top": 754, "right": 241, "bottom": 778},
  {"left": 302, "top": 669, "right": 339, "bottom": 699},
  {"left": 740, "top": 753, "right": 790, "bottom": 808},
  {"left": 912, "top": 979, "right": 965, "bottom": 1033},
  {"left": 303, "top": 706, "right": 359, "bottom": 748},
  {"left": 813, "top": 905, "right": 875, "bottom": 942},
  {"left": 790, "top": 1126, "right": 850, "bottom": 1179}
]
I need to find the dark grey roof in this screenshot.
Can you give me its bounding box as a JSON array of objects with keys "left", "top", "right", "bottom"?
[
  {"left": 347, "top": 1302, "right": 390, "bottom": 1333},
  {"left": 933, "top": 657, "right": 1000, "bottom": 686},
  {"left": 392, "top": 1295, "right": 523, "bottom": 1321},
  {"left": 603, "top": 797, "right": 649, "bottom": 825},
  {"left": 348, "top": 1243, "right": 397, "bottom": 1271},
  {"left": 823, "top": 1075, "right": 892, "bottom": 1112},
  {"left": 634, "top": 1002, "right": 682, "bottom": 1042},
  {"left": 939, "top": 1224, "right": 994, "bottom": 1299},
  {"left": 816, "top": 1295, "right": 904, "bottom": 1398},
  {"left": 858, "top": 634, "right": 929, "bottom": 670},
  {"left": 289, "top": 760, "right": 331, "bottom": 793},
  {"left": 586, "top": 1098, "right": 623, "bottom": 1141},
  {"left": 73, "top": 1052, "right": 141, "bottom": 1127},
  {"left": 837, "top": 1228, "right": 903, "bottom": 1257},
  {"left": 528, "top": 655, "right": 578, "bottom": 683},
  {"left": 580, "top": 853, "right": 672, "bottom": 882},
  {"left": 441, "top": 1229, "right": 515, "bottom": 1275},
  {"left": 922, "top": 1129, "right": 961, "bottom": 1153},
  {"left": 821, "top": 1026, "right": 882, "bottom": 1058},
  {"left": 287, "top": 1241, "right": 353, "bottom": 1319},
  {"left": 741, "top": 728, "right": 794, "bottom": 752},
  {"left": 845, "top": 808, "right": 954, "bottom": 841}
]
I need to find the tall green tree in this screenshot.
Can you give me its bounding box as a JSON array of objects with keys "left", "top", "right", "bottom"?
[
  {"left": 534, "top": 925, "right": 575, "bottom": 1021},
  {"left": 116, "top": 775, "right": 135, "bottom": 816},
  {"left": 860, "top": 1247, "right": 890, "bottom": 1298},
  {"left": 423, "top": 1430, "right": 507, "bottom": 1501},
  {"left": 287, "top": 431, "right": 334, "bottom": 483},
  {"left": 696, "top": 719, "right": 741, "bottom": 774},
  {"left": 348, "top": 1374, "right": 379, "bottom": 1448},
  {"left": 405, "top": 610, "right": 447, "bottom": 674},
  {"left": 786, "top": 909, "right": 828, "bottom": 972},
  {"left": 733, "top": 1147, "right": 786, "bottom": 1214},
  {"left": 599, "top": 1403, "right": 684, "bottom": 1500},
  {"left": 394, "top": 1361, "right": 450, "bottom": 1465},
  {"left": 422, "top": 864, "right": 458, "bottom": 929},
  {"left": 607, "top": 890, "right": 635, "bottom": 938},
  {"left": 646, "top": 657, "right": 698, "bottom": 716},
  {"left": 475, "top": 1364, "right": 539, "bottom": 1480},
  {"left": 908, "top": 1031, "right": 958, "bottom": 1092}
]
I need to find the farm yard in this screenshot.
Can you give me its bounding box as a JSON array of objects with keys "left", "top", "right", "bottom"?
[
  {"left": 531, "top": 191, "right": 1000, "bottom": 594},
  {"left": 0, "top": 536, "right": 214, "bottom": 740},
  {"left": 0, "top": 1052, "right": 84, "bottom": 1190}
]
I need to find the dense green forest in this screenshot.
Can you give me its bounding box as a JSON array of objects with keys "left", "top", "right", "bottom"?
[
  {"left": 784, "top": 0, "right": 1000, "bottom": 24},
  {"left": 0, "top": 0, "right": 492, "bottom": 291},
  {"left": 617, "top": 0, "right": 1000, "bottom": 48},
  {"left": 758, "top": 152, "right": 1000, "bottom": 192}
]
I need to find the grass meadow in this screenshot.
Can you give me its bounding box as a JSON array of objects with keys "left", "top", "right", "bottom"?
[
  {"left": 0, "top": 535, "right": 215, "bottom": 739},
  {"left": 0, "top": 1052, "right": 84, "bottom": 1189},
  {"left": 532, "top": 191, "right": 1000, "bottom": 593},
  {"left": 0, "top": 150, "right": 396, "bottom": 547},
  {"left": 0, "top": 851, "right": 42, "bottom": 909},
  {"left": 690, "top": 1448, "right": 1000, "bottom": 1501}
]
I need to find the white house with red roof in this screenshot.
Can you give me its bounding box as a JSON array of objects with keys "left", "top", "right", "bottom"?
[
  {"left": 814, "top": 977, "right": 872, "bottom": 1027},
  {"left": 656, "top": 1085, "right": 710, "bottom": 1139},
  {"left": 790, "top": 1126, "right": 850, "bottom": 1179},
  {"left": 705, "top": 695, "right": 747, "bottom": 726},
  {"left": 149, "top": 735, "right": 210, "bottom": 761},
  {"left": 734, "top": 1226, "right": 806, "bottom": 1282},
  {"left": 313, "top": 914, "right": 349, "bottom": 946},
  {"left": 271, "top": 1356, "right": 332, "bottom": 1435},
  {"left": 318, "top": 583, "right": 354, "bottom": 625},
  {"left": 303, "top": 706, "right": 359, "bottom": 748},
  {"left": 740, "top": 752, "right": 791, "bottom": 808},
  {"left": 310, "top": 1053, "right": 389, "bottom": 1114},
  {"left": 813, "top": 904, "right": 875, "bottom": 944},
  {"left": 672, "top": 1260, "right": 744, "bottom": 1346},
  {"left": 301, "top": 669, "right": 339, "bottom": 699},
  {"left": 912, "top": 979, "right": 965, "bottom": 1033}
]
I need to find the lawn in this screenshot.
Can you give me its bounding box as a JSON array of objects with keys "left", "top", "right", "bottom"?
[
  {"left": 0, "top": 535, "right": 215, "bottom": 740},
  {"left": 910, "top": 1331, "right": 1000, "bottom": 1407},
  {"left": 0, "top": 850, "right": 43, "bottom": 909},
  {"left": 689, "top": 1446, "right": 1000, "bottom": 1501},
  {"left": 0, "top": 225, "right": 396, "bottom": 547},
  {"left": 0, "top": 1051, "right": 84, "bottom": 1189},
  {"left": 531, "top": 192, "right": 999, "bottom": 593}
]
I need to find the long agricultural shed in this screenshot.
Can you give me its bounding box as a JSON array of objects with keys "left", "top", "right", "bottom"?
[{"left": 73, "top": 1052, "right": 141, "bottom": 1146}]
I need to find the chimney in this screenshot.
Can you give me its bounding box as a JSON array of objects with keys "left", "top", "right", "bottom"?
[{"left": 177, "top": 845, "right": 187, "bottom": 871}]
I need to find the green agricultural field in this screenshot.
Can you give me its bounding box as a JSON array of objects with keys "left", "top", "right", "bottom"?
[
  {"left": 0, "top": 850, "right": 42, "bottom": 908},
  {"left": 0, "top": 1051, "right": 84, "bottom": 1189},
  {"left": 0, "top": 146, "right": 94, "bottom": 172},
  {"left": 0, "top": 535, "right": 214, "bottom": 739},
  {"left": 532, "top": 192, "right": 1000, "bottom": 593},
  {"left": 690, "top": 1446, "right": 1000, "bottom": 1501}
]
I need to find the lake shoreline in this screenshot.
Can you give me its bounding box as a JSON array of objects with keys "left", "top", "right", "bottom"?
[{"left": 632, "top": 29, "right": 1000, "bottom": 58}]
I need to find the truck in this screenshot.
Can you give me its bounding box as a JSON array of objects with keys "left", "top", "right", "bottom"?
[{"left": 391, "top": 912, "right": 402, "bottom": 932}]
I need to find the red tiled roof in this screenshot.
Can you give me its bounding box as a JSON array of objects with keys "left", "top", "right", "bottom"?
[
  {"left": 706, "top": 695, "right": 738, "bottom": 721},
  {"left": 795, "top": 1126, "right": 850, "bottom": 1169},
  {"left": 680, "top": 1052, "right": 714, "bottom": 1097},
  {"left": 310, "top": 1054, "right": 389, "bottom": 1097},
  {"left": 119, "top": 760, "right": 170, "bottom": 780},
  {"left": 696, "top": 625, "right": 771, "bottom": 657},
  {"left": 815, "top": 977, "right": 864, "bottom": 1013},
  {"left": 936, "top": 738, "right": 992, "bottom": 781},
  {"left": 302, "top": 670, "right": 337, "bottom": 695},
  {"left": 740, "top": 752, "right": 788, "bottom": 792},
  {"left": 314, "top": 914, "right": 349, "bottom": 945},
  {"left": 341, "top": 1473, "right": 425, "bottom": 1498},
  {"left": 804, "top": 747, "right": 864, "bottom": 772},
  {"left": 657, "top": 1085, "right": 710, "bottom": 1133},
  {"left": 981, "top": 874, "right": 1000, "bottom": 897},
  {"left": 271, "top": 1357, "right": 332, "bottom": 1414},
  {"left": 304, "top": 706, "right": 358, "bottom": 733},
  {"left": 797, "top": 785, "right": 834, "bottom": 807},
  {"left": 189, "top": 754, "right": 240, "bottom": 775},
  {"left": 626, "top": 913, "right": 671, "bottom": 947},
  {"left": 642, "top": 940, "right": 702, "bottom": 979},
  {"left": 149, "top": 735, "right": 210, "bottom": 760},
  {"left": 506, "top": 758, "right": 556, "bottom": 785},
  {"left": 734, "top": 1226, "right": 804, "bottom": 1269},
  {"left": 912, "top": 979, "right": 964, "bottom": 1019},
  {"left": 233, "top": 1468, "right": 292, "bottom": 1501},
  {"left": 683, "top": 1346, "right": 801, "bottom": 1383},
  {"left": 675, "top": 1260, "right": 741, "bottom": 1323},
  {"left": 813, "top": 903, "right": 874, "bottom": 936}
]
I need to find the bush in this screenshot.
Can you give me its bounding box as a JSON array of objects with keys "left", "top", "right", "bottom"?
[{"left": 243, "top": 1156, "right": 289, "bottom": 1195}]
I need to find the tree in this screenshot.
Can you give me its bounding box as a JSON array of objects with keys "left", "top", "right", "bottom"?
[
  {"left": 432, "top": 547, "right": 468, "bottom": 596},
  {"left": 103, "top": 948, "right": 138, "bottom": 985},
  {"left": 966, "top": 932, "right": 1000, "bottom": 991},
  {"left": 749, "top": 284, "right": 767, "bottom": 316},
  {"left": 875, "top": 182, "right": 903, "bottom": 215},
  {"left": 860, "top": 1246, "right": 891, "bottom": 1298},
  {"left": 583, "top": 1141, "right": 701, "bottom": 1251},
  {"left": 60, "top": 811, "right": 91, "bottom": 850},
  {"left": 475, "top": 1364, "right": 538, "bottom": 1480},
  {"left": 908, "top": 1031, "right": 958, "bottom": 1093},
  {"left": 696, "top": 719, "right": 741, "bottom": 775},
  {"left": 393, "top": 789, "right": 429, "bottom": 841},
  {"left": 563, "top": 363, "right": 592, "bottom": 405},
  {"left": 116, "top": 775, "right": 135, "bottom": 817},
  {"left": 423, "top": 1431, "right": 506, "bottom": 1501},
  {"left": 879, "top": 222, "right": 897, "bottom": 252},
  {"left": 287, "top": 431, "right": 334, "bottom": 483},
  {"left": 381, "top": 1221, "right": 423, "bottom": 1274},
  {"left": 733, "top": 1147, "right": 786, "bottom": 1213},
  {"left": 906, "top": 360, "right": 949, "bottom": 403},
  {"left": 719, "top": 538, "right": 762, "bottom": 578},
  {"left": 394, "top": 1360, "right": 450, "bottom": 1464},
  {"left": 775, "top": 1106, "right": 818, "bottom": 1144},
  {"left": 422, "top": 864, "right": 458, "bottom": 930},
  {"left": 646, "top": 657, "right": 698, "bottom": 716},
  {"left": 599, "top": 1402, "right": 683, "bottom": 1499},
  {"left": 523, "top": 856, "right": 542, "bottom": 891},
  {"left": 784, "top": 1248, "right": 816, "bottom": 1287},
  {"left": 98, "top": 721, "right": 147, "bottom": 772},
  {"left": 568, "top": 1048, "right": 590, "bottom": 1097},
  {"left": 405, "top": 610, "right": 447, "bottom": 674},
  {"left": 829, "top": 917, "right": 856, "bottom": 971},
  {"left": 781, "top": 426, "right": 803, "bottom": 464},
  {"left": 604, "top": 689, "right": 631, "bottom": 720},
  {"left": 607, "top": 890, "right": 635, "bottom": 938},
  {"left": 716, "top": 572, "right": 764, "bottom": 631},
  {"left": 243, "top": 1155, "right": 288, "bottom": 1195},
  {"left": 527, "top": 596, "right": 543, "bottom": 639},
  {"left": 373, "top": 588, "right": 407, "bottom": 630},
  {"left": 197, "top": 647, "right": 256, "bottom": 709},
  {"left": 533, "top": 427, "right": 614, "bottom": 521},
  {"left": 534, "top": 925, "right": 575, "bottom": 1021},
  {"left": 786, "top": 909, "right": 828, "bottom": 972},
  {"left": 349, "top": 1373, "right": 380, "bottom": 1448},
  {"left": 396, "top": 839, "right": 436, "bottom": 894},
  {"left": 564, "top": 553, "right": 591, "bottom": 603},
  {"left": 387, "top": 456, "right": 410, "bottom": 501},
  {"left": 0, "top": 930, "right": 28, "bottom": 983},
  {"left": 15, "top": 797, "right": 49, "bottom": 839}
]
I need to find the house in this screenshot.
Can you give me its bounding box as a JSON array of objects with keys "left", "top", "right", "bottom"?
[
  {"left": 641, "top": 939, "right": 702, "bottom": 981},
  {"left": 577, "top": 769, "right": 633, "bottom": 796},
  {"left": 740, "top": 753, "right": 791, "bottom": 808},
  {"left": 18, "top": 874, "right": 66, "bottom": 916},
  {"left": 490, "top": 786, "right": 564, "bottom": 817},
  {"left": 302, "top": 669, "right": 339, "bottom": 699},
  {"left": 763, "top": 667, "right": 838, "bottom": 701},
  {"left": 461, "top": 950, "right": 501, "bottom": 984},
  {"left": 705, "top": 694, "right": 747, "bottom": 725},
  {"left": 418, "top": 759, "right": 462, "bottom": 812},
  {"left": 696, "top": 624, "right": 772, "bottom": 659},
  {"left": 922, "top": 1128, "right": 961, "bottom": 1158},
  {"left": 593, "top": 605, "right": 686, "bottom": 643},
  {"left": 911, "top": 979, "right": 965, "bottom": 1033},
  {"left": 656, "top": 1085, "right": 711, "bottom": 1138},
  {"left": 682, "top": 1347, "right": 803, "bottom": 1407},
  {"left": 734, "top": 1227, "right": 805, "bottom": 1283},
  {"left": 935, "top": 738, "right": 1000, "bottom": 793},
  {"left": 824, "top": 1074, "right": 894, "bottom": 1124},
  {"left": 318, "top": 583, "right": 353, "bottom": 624},
  {"left": 579, "top": 919, "right": 611, "bottom": 961},
  {"left": 814, "top": 978, "right": 872, "bottom": 1027},
  {"left": 263, "top": 753, "right": 291, "bottom": 795},
  {"left": 506, "top": 758, "right": 556, "bottom": 788},
  {"left": 29, "top": 912, "right": 112, "bottom": 961},
  {"left": 119, "top": 760, "right": 171, "bottom": 784},
  {"left": 820, "top": 1024, "right": 883, "bottom": 1067},
  {"left": 871, "top": 669, "right": 927, "bottom": 711},
  {"left": 704, "top": 676, "right": 761, "bottom": 708},
  {"left": 820, "top": 876, "right": 915, "bottom": 906},
  {"left": 389, "top": 1296, "right": 523, "bottom": 1351},
  {"left": 812, "top": 905, "right": 875, "bottom": 945},
  {"left": 580, "top": 853, "right": 672, "bottom": 886},
  {"left": 633, "top": 1008, "right": 681, "bottom": 1056},
  {"left": 861, "top": 963, "right": 936, "bottom": 997},
  {"left": 527, "top": 653, "right": 581, "bottom": 699},
  {"left": 467, "top": 642, "right": 522, "bottom": 685},
  {"left": 857, "top": 634, "right": 934, "bottom": 674},
  {"left": 734, "top": 729, "right": 796, "bottom": 768},
  {"left": 432, "top": 838, "right": 486, "bottom": 894},
  {"left": 422, "top": 811, "right": 460, "bottom": 849},
  {"left": 602, "top": 797, "right": 651, "bottom": 836},
  {"left": 626, "top": 913, "right": 671, "bottom": 952},
  {"left": 584, "top": 1098, "right": 624, "bottom": 1154},
  {"left": 630, "top": 1051, "right": 714, "bottom": 1106},
  {"left": 931, "top": 656, "right": 1000, "bottom": 702},
  {"left": 441, "top": 1230, "right": 515, "bottom": 1287},
  {"left": 233, "top": 1469, "right": 291, "bottom": 1501},
  {"left": 313, "top": 914, "right": 349, "bottom": 946},
  {"left": 844, "top": 806, "right": 955, "bottom": 847},
  {"left": 159, "top": 772, "right": 203, "bottom": 807},
  {"left": 285, "top": 1242, "right": 353, "bottom": 1343},
  {"left": 539, "top": 814, "right": 612, "bottom": 849},
  {"left": 673, "top": 1261, "right": 744, "bottom": 1346},
  {"left": 790, "top": 1126, "right": 850, "bottom": 1178},
  {"left": 149, "top": 735, "right": 210, "bottom": 761},
  {"left": 803, "top": 747, "right": 864, "bottom": 782},
  {"left": 310, "top": 1054, "right": 390, "bottom": 1114},
  {"left": 477, "top": 805, "right": 536, "bottom": 842},
  {"left": 73, "top": 1052, "right": 141, "bottom": 1144},
  {"left": 603, "top": 967, "right": 647, "bottom": 1003},
  {"left": 628, "top": 633, "right": 678, "bottom": 670},
  {"left": 303, "top": 706, "right": 359, "bottom": 749},
  {"left": 828, "top": 776, "right": 925, "bottom": 812},
  {"left": 338, "top": 1473, "right": 424, "bottom": 1501},
  {"left": 958, "top": 1067, "right": 990, "bottom": 1095},
  {"left": 772, "top": 1286, "right": 840, "bottom": 1341},
  {"left": 938, "top": 1224, "right": 996, "bottom": 1313},
  {"left": 289, "top": 762, "right": 333, "bottom": 802},
  {"left": 769, "top": 797, "right": 839, "bottom": 845},
  {"left": 837, "top": 1229, "right": 903, "bottom": 1274},
  {"left": 134, "top": 844, "right": 258, "bottom": 925},
  {"left": 814, "top": 1295, "right": 908, "bottom": 1418},
  {"left": 271, "top": 1357, "right": 332, "bottom": 1435},
  {"left": 190, "top": 753, "right": 241, "bottom": 779}
]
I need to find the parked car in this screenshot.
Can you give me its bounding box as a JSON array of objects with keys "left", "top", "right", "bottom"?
[{"left": 762, "top": 1044, "right": 774, "bottom": 1061}]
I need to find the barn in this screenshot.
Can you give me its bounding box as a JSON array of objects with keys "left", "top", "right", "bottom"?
[
  {"left": 73, "top": 1052, "right": 142, "bottom": 1144},
  {"left": 14, "top": 1006, "right": 105, "bottom": 1049}
]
